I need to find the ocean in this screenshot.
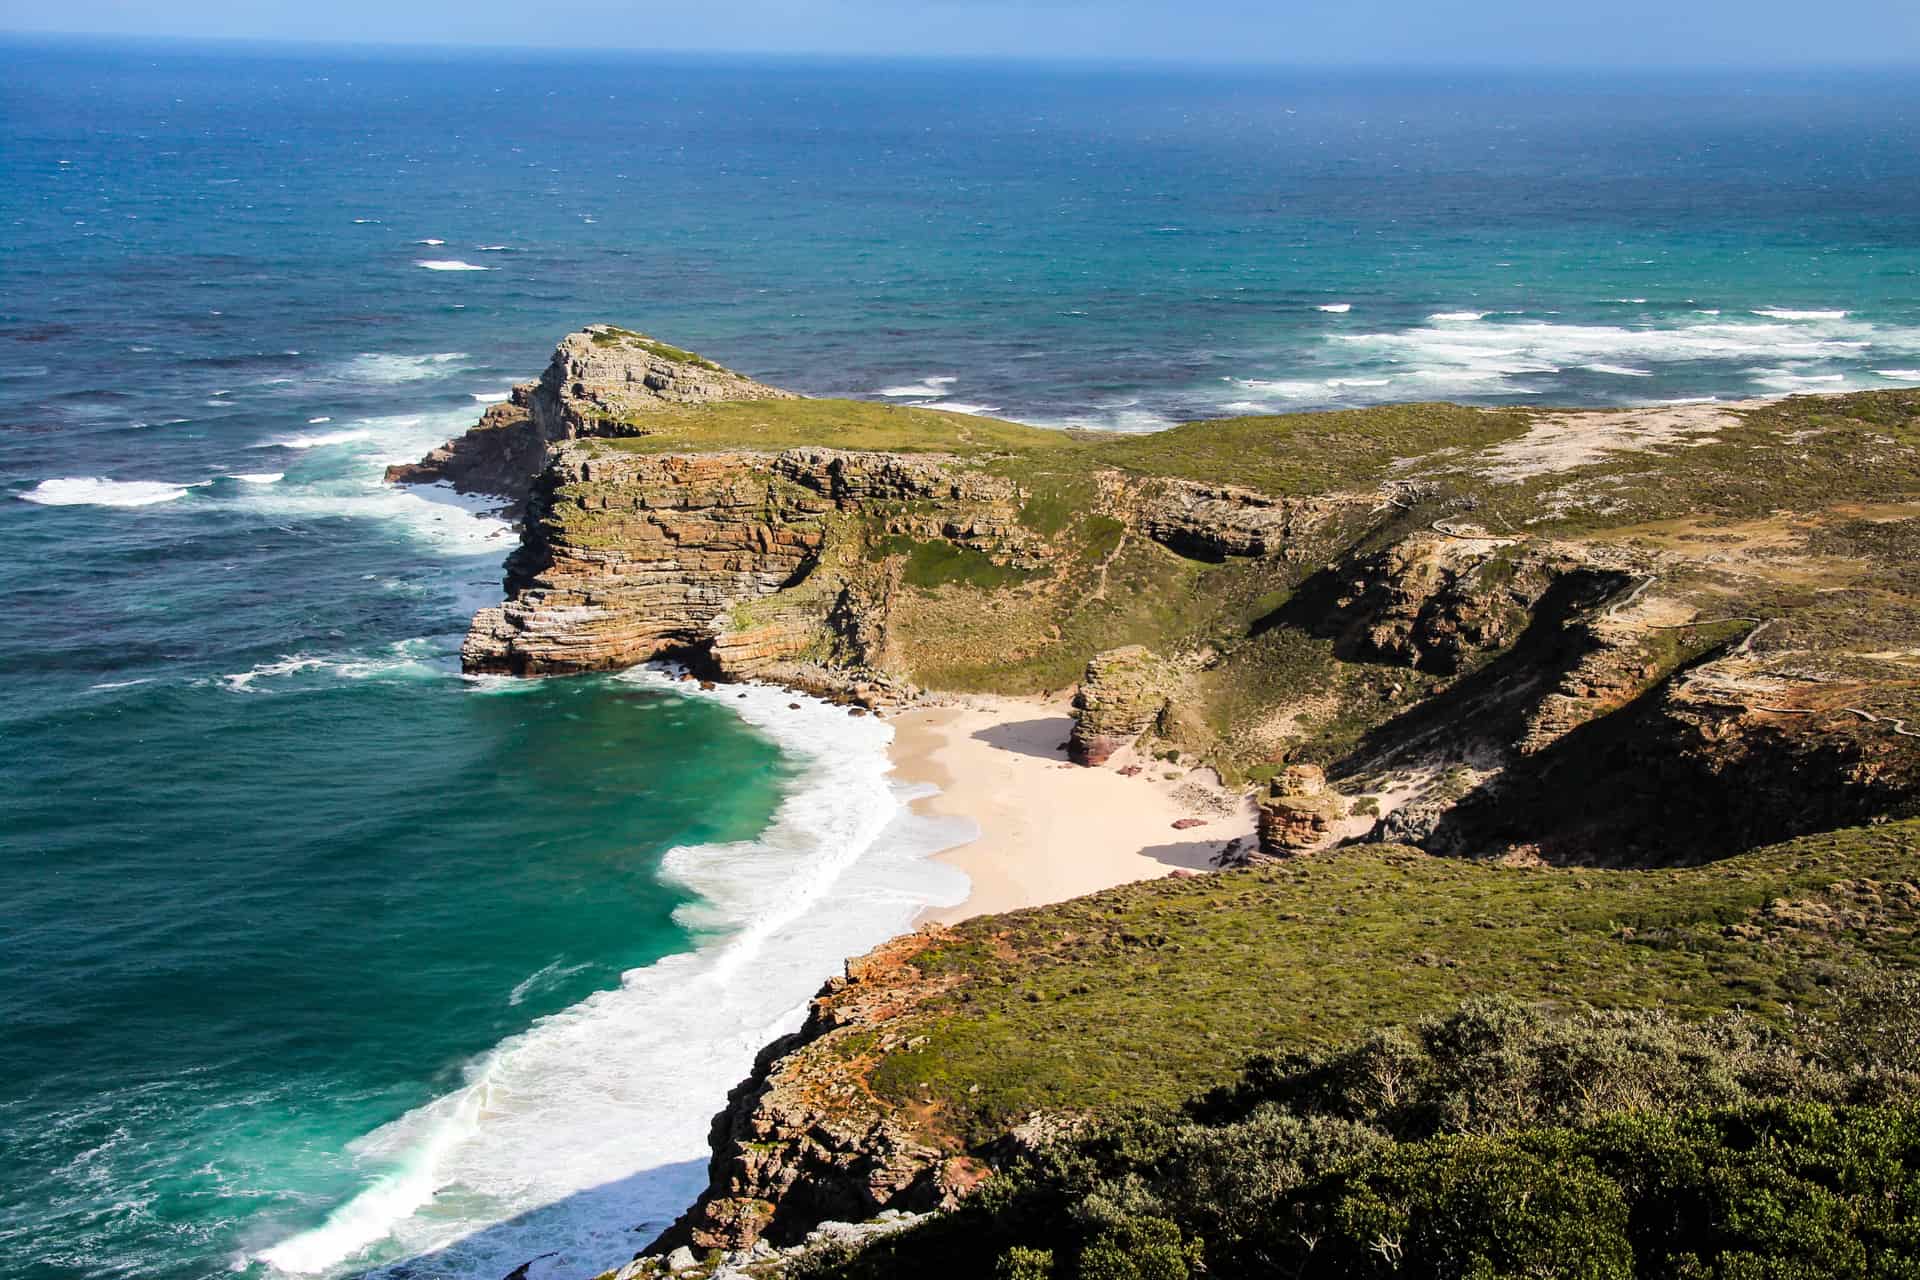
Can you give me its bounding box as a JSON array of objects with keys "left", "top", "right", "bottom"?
[{"left": 3, "top": 37, "right": 1919, "bottom": 1280}]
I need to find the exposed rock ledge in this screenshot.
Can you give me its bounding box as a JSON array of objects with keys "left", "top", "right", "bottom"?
[
  {"left": 648, "top": 929, "right": 980, "bottom": 1255},
  {"left": 384, "top": 325, "right": 793, "bottom": 508}
]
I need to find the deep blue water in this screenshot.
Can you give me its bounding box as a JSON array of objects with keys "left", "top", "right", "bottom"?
[{"left": 4, "top": 37, "right": 1920, "bottom": 1280}]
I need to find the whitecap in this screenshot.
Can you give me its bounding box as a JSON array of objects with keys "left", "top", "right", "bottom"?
[
  {"left": 308, "top": 416, "right": 332, "bottom": 424},
  {"left": 877, "top": 376, "right": 958, "bottom": 397},
  {"left": 416, "top": 238, "right": 446, "bottom": 245},
  {"left": 1428, "top": 310, "right": 1488, "bottom": 322},
  {"left": 415, "top": 260, "right": 493, "bottom": 272},
  {"left": 925, "top": 401, "right": 1002, "bottom": 417},
  {"left": 1316, "top": 303, "right": 1353, "bottom": 314},
  {"left": 1750, "top": 368, "right": 1850, "bottom": 390},
  {"left": 254, "top": 674, "right": 969, "bottom": 1279},
  {"left": 508, "top": 960, "right": 593, "bottom": 1008},
  {"left": 1326, "top": 377, "right": 1392, "bottom": 388},
  {"left": 88, "top": 678, "right": 154, "bottom": 691},
  {"left": 228, "top": 472, "right": 284, "bottom": 484},
  {"left": 471, "top": 390, "right": 512, "bottom": 403},
  {"left": 20, "top": 477, "right": 191, "bottom": 507},
  {"left": 475, "top": 245, "right": 511, "bottom": 251},
  {"left": 1752, "top": 308, "right": 1849, "bottom": 320},
  {"left": 257, "top": 428, "right": 373, "bottom": 450},
  {"left": 1875, "top": 369, "right": 1920, "bottom": 381},
  {"left": 340, "top": 352, "right": 468, "bottom": 383},
  {"left": 1584, "top": 364, "right": 1656, "bottom": 377}
]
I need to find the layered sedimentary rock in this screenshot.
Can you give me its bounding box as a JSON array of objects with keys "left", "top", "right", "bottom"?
[
  {"left": 462, "top": 450, "right": 830, "bottom": 675},
  {"left": 462, "top": 445, "right": 1032, "bottom": 682},
  {"left": 385, "top": 325, "right": 794, "bottom": 505},
  {"left": 651, "top": 930, "right": 973, "bottom": 1254},
  {"left": 1327, "top": 532, "right": 1570, "bottom": 674},
  {"left": 1108, "top": 473, "right": 1363, "bottom": 562},
  {"left": 1255, "top": 764, "right": 1347, "bottom": 857},
  {"left": 1068, "top": 646, "right": 1172, "bottom": 765}
]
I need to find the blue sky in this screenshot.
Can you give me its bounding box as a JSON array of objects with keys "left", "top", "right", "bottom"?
[{"left": 2, "top": 0, "right": 1917, "bottom": 64}]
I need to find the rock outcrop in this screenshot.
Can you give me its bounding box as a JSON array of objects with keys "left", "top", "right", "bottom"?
[
  {"left": 463, "top": 444, "right": 1033, "bottom": 685},
  {"left": 385, "top": 325, "right": 794, "bottom": 507},
  {"left": 1068, "top": 646, "right": 1172, "bottom": 766},
  {"left": 1255, "top": 764, "right": 1347, "bottom": 857},
  {"left": 650, "top": 930, "right": 974, "bottom": 1255},
  {"left": 1107, "top": 473, "right": 1364, "bottom": 562}
]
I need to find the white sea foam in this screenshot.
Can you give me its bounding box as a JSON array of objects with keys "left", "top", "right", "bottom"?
[
  {"left": 470, "top": 390, "right": 512, "bottom": 403},
  {"left": 417, "top": 239, "right": 446, "bottom": 246},
  {"left": 1584, "top": 364, "right": 1656, "bottom": 377},
  {"left": 1876, "top": 369, "right": 1920, "bottom": 381},
  {"left": 1316, "top": 303, "right": 1352, "bottom": 313},
  {"left": 260, "top": 428, "right": 373, "bottom": 450},
  {"left": 416, "top": 260, "right": 493, "bottom": 272},
  {"left": 1428, "top": 310, "right": 1489, "bottom": 322},
  {"left": 507, "top": 961, "right": 594, "bottom": 1008},
  {"left": 1750, "top": 369, "right": 1850, "bottom": 390},
  {"left": 1753, "top": 308, "right": 1849, "bottom": 320},
  {"left": 925, "top": 401, "right": 1002, "bottom": 417},
  {"left": 19, "top": 477, "right": 192, "bottom": 507},
  {"left": 88, "top": 678, "right": 154, "bottom": 691},
  {"left": 341, "top": 352, "right": 469, "bottom": 384},
  {"left": 308, "top": 417, "right": 332, "bottom": 424},
  {"left": 475, "top": 245, "right": 511, "bottom": 252},
  {"left": 228, "top": 472, "right": 285, "bottom": 484},
  {"left": 1318, "top": 312, "right": 1919, "bottom": 399},
  {"left": 256, "top": 673, "right": 970, "bottom": 1280},
  {"left": 877, "top": 376, "right": 958, "bottom": 397}
]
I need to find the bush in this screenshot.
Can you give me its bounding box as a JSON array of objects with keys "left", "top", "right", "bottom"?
[{"left": 804, "top": 984, "right": 1920, "bottom": 1280}]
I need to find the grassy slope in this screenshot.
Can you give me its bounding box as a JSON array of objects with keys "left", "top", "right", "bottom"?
[
  {"left": 576, "top": 390, "right": 1920, "bottom": 762},
  {"left": 843, "top": 820, "right": 1920, "bottom": 1148}
]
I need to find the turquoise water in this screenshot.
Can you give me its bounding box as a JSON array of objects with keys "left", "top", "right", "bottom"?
[{"left": 5, "top": 38, "right": 1920, "bottom": 1280}]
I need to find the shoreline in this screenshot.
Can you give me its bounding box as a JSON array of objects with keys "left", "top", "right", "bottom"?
[{"left": 886, "top": 694, "right": 1257, "bottom": 924}]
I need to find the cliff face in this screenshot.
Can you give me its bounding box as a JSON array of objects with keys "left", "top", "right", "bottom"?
[
  {"left": 384, "top": 326, "right": 795, "bottom": 507},
  {"left": 402, "top": 335, "right": 1920, "bottom": 1272},
  {"left": 650, "top": 930, "right": 976, "bottom": 1255},
  {"left": 462, "top": 444, "right": 1033, "bottom": 692}
]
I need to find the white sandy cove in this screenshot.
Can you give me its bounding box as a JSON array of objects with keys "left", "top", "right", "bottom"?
[{"left": 888, "top": 695, "right": 1258, "bottom": 921}]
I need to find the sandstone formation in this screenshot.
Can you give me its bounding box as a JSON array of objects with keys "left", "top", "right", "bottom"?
[
  {"left": 461, "top": 444, "right": 1031, "bottom": 692},
  {"left": 1255, "top": 764, "right": 1347, "bottom": 857},
  {"left": 650, "top": 930, "right": 974, "bottom": 1255},
  {"left": 1067, "top": 646, "right": 1172, "bottom": 766},
  {"left": 384, "top": 325, "right": 794, "bottom": 506}
]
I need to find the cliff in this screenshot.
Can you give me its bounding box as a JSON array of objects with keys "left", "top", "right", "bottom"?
[
  {"left": 392, "top": 331, "right": 1920, "bottom": 1268},
  {"left": 384, "top": 326, "right": 794, "bottom": 508}
]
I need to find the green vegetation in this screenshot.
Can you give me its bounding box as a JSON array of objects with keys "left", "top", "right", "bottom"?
[
  {"left": 858, "top": 821, "right": 1920, "bottom": 1143},
  {"left": 800, "top": 969, "right": 1920, "bottom": 1280},
  {"left": 875, "top": 535, "right": 1033, "bottom": 591},
  {"left": 588, "top": 325, "right": 726, "bottom": 371},
  {"left": 592, "top": 398, "right": 1089, "bottom": 458},
  {"left": 1098, "top": 402, "right": 1535, "bottom": 496}
]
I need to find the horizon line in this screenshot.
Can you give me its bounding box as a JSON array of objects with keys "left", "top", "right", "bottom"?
[{"left": 4, "top": 27, "right": 1918, "bottom": 73}]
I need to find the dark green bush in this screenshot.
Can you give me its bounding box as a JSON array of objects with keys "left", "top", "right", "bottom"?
[{"left": 803, "top": 979, "right": 1920, "bottom": 1280}]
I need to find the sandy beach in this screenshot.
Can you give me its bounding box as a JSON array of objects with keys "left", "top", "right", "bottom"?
[{"left": 888, "top": 696, "right": 1258, "bottom": 923}]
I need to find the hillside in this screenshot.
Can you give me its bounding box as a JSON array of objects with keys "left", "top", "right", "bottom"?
[{"left": 387, "top": 326, "right": 1920, "bottom": 1277}]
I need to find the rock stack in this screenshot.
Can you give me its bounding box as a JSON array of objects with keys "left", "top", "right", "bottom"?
[
  {"left": 1256, "top": 764, "right": 1347, "bottom": 857},
  {"left": 1068, "top": 646, "right": 1171, "bottom": 766}
]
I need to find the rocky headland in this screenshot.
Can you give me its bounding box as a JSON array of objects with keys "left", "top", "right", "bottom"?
[{"left": 389, "top": 326, "right": 1920, "bottom": 1279}]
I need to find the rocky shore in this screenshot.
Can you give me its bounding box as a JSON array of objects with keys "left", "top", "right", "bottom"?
[{"left": 386, "top": 325, "right": 1920, "bottom": 1277}]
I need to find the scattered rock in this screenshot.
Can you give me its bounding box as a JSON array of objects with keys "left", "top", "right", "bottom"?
[
  {"left": 1171, "top": 817, "right": 1206, "bottom": 830},
  {"left": 665, "top": 1245, "right": 698, "bottom": 1272}
]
